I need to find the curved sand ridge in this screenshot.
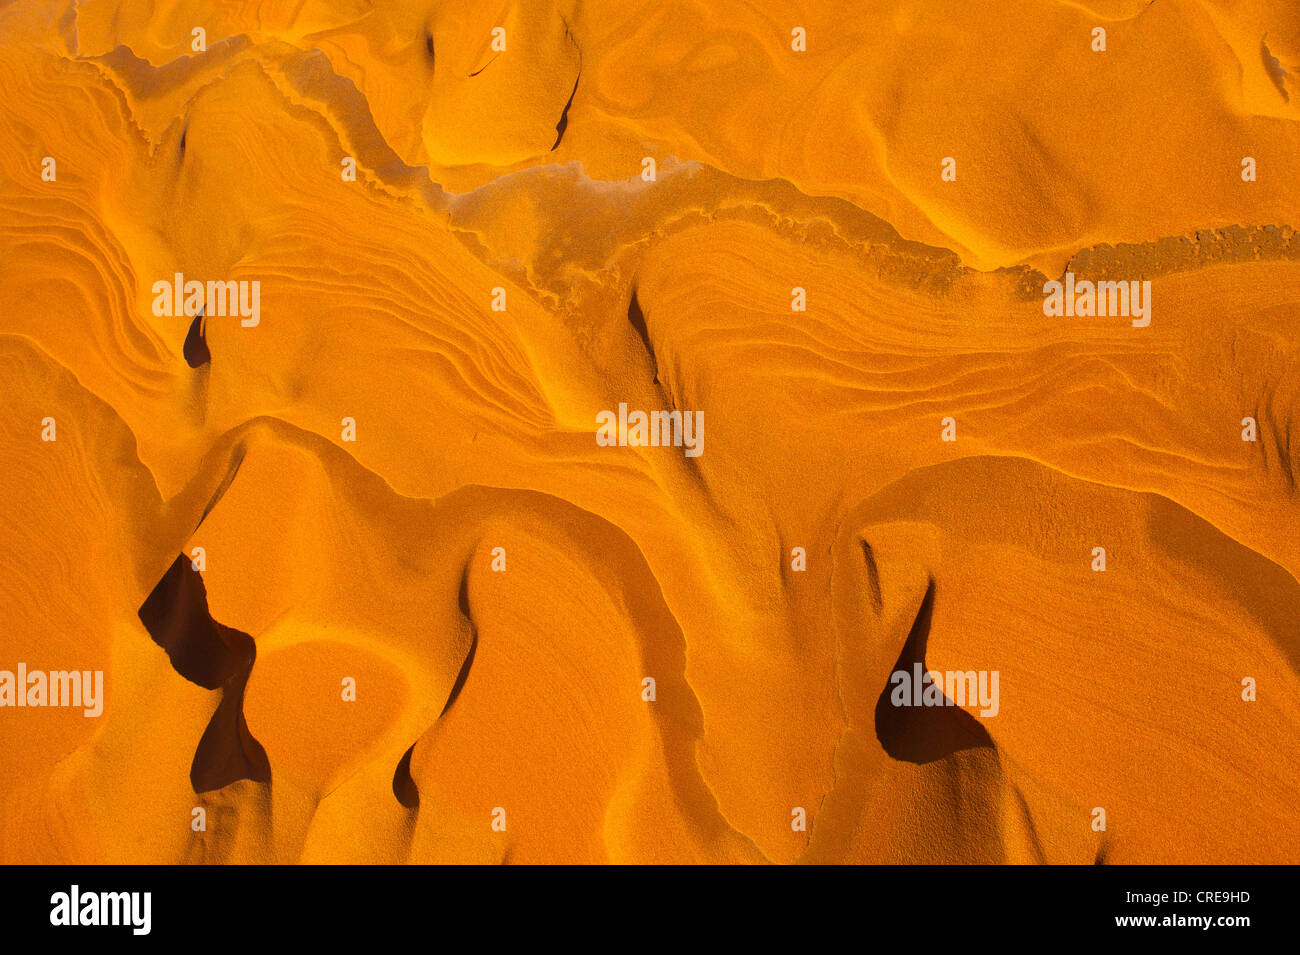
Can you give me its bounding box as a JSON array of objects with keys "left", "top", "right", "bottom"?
[{"left": 0, "top": 0, "right": 1297, "bottom": 862}]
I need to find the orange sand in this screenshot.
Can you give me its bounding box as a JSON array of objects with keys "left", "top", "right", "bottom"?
[{"left": 0, "top": 0, "right": 1297, "bottom": 863}]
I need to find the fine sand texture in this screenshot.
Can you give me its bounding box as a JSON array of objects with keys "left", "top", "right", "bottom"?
[{"left": 0, "top": 0, "right": 1297, "bottom": 863}]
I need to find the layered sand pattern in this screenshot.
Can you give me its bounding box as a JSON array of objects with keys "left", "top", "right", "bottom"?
[{"left": 0, "top": 0, "right": 1297, "bottom": 863}]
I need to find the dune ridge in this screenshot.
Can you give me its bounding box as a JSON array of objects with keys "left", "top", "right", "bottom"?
[{"left": 0, "top": 0, "right": 1297, "bottom": 863}]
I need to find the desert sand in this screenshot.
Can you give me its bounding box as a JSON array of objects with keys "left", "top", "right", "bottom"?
[{"left": 0, "top": 0, "right": 1297, "bottom": 863}]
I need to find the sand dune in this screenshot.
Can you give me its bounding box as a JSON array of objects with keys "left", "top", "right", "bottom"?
[{"left": 0, "top": 0, "right": 1296, "bottom": 863}]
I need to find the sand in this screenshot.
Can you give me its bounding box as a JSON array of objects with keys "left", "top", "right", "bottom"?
[{"left": 0, "top": 0, "right": 1297, "bottom": 863}]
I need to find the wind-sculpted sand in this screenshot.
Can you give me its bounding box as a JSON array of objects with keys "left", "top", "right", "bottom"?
[{"left": 0, "top": 0, "right": 1297, "bottom": 864}]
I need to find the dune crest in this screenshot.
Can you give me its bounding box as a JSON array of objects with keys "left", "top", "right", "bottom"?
[{"left": 1, "top": 0, "right": 1297, "bottom": 863}]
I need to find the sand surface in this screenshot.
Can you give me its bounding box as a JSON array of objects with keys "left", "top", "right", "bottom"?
[{"left": 0, "top": 0, "right": 1297, "bottom": 863}]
